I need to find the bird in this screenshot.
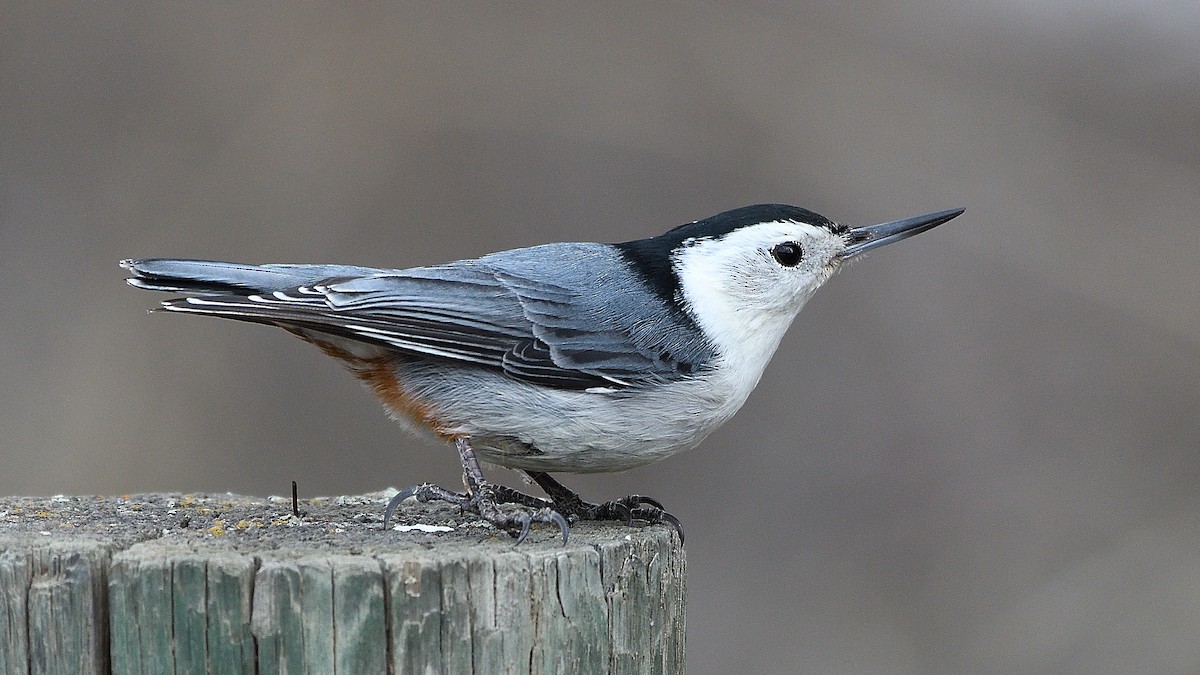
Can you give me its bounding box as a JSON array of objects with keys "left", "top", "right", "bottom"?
[{"left": 123, "top": 203, "right": 963, "bottom": 544}]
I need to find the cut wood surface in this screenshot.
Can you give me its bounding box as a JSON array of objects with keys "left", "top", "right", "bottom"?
[{"left": 0, "top": 491, "right": 685, "bottom": 674}]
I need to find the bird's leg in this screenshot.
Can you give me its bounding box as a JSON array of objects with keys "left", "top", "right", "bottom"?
[
  {"left": 488, "top": 485, "right": 557, "bottom": 509},
  {"left": 385, "top": 437, "right": 569, "bottom": 544},
  {"left": 454, "top": 437, "right": 570, "bottom": 542},
  {"left": 525, "top": 471, "right": 684, "bottom": 543}
]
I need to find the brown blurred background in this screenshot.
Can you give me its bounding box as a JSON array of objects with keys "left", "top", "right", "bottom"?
[{"left": 3, "top": 3, "right": 1198, "bottom": 673}]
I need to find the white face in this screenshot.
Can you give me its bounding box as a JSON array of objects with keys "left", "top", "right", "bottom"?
[{"left": 671, "top": 219, "right": 848, "bottom": 388}]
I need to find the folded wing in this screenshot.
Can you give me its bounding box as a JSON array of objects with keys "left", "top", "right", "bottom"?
[{"left": 123, "top": 244, "right": 715, "bottom": 391}]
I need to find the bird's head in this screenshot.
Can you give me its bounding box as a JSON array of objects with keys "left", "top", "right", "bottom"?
[{"left": 618, "top": 204, "right": 964, "bottom": 373}]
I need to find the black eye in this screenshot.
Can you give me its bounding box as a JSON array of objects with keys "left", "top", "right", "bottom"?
[{"left": 771, "top": 242, "right": 803, "bottom": 267}]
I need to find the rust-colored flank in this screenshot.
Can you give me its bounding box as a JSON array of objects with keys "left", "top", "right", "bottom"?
[{"left": 291, "top": 331, "right": 451, "bottom": 438}]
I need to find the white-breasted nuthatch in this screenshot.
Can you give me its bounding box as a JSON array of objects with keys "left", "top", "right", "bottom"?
[{"left": 123, "top": 204, "right": 963, "bottom": 543}]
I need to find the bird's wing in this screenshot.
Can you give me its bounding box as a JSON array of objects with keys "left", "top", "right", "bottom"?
[{"left": 138, "top": 245, "right": 714, "bottom": 390}]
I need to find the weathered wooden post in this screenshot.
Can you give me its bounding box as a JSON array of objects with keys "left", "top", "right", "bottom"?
[{"left": 0, "top": 492, "right": 685, "bottom": 674}]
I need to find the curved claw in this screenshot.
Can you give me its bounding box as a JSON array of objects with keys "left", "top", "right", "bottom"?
[
  {"left": 656, "top": 511, "right": 685, "bottom": 544},
  {"left": 512, "top": 510, "right": 569, "bottom": 546},
  {"left": 628, "top": 507, "right": 685, "bottom": 544},
  {"left": 383, "top": 484, "right": 424, "bottom": 529},
  {"left": 514, "top": 512, "right": 533, "bottom": 545},
  {"left": 550, "top": 510, "right": 570, "bottom": 545}
]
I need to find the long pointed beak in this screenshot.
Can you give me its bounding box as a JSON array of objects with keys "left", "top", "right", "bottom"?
[{"left": 838, "top": 208, "right": 964, "bottom": 261}]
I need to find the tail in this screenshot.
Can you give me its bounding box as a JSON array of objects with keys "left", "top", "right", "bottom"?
[
  {"left": 121, "top": 258, "right": 395, "bottom": 335},
  {"left": 120, "top": 258, "right": 379, "bottom": 295}
]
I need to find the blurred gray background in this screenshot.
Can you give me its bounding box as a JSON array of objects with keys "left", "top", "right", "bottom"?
[{"left": 3, "top": 3, "right": 1198, "bottom": 673}]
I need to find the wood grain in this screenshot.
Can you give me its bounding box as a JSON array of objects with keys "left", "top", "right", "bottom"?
[{"left": 0, "top": 492, "right": 685, "bottom": 674}]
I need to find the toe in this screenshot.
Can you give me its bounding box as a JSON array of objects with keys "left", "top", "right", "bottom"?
[{"left": 632, "top": 495, "right": 665, "bottom": 510}]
